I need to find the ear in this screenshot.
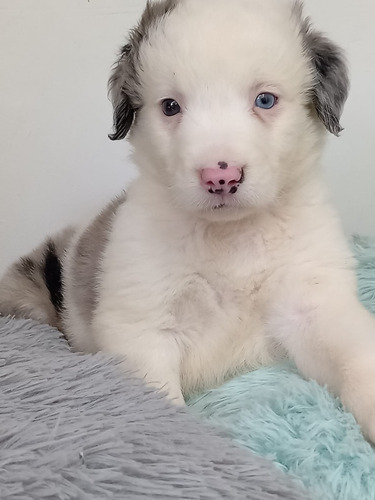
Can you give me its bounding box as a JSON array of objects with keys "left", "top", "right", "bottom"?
[
  {"left": 108, "top": 43, "right": 139, "bottom": 141},
  {"left": 108, "top": 0, "right": 180, "bottom": 141},
  {"left": 296, "top": 4, "right": 350, "bottom": 136}
]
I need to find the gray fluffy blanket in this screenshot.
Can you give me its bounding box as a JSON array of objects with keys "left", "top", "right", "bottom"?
[{"left": 0, "top": 318, "right": 308, "bottom": 499}]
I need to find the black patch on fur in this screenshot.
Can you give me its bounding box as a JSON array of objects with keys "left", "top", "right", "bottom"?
[
  {"left": 43, "top": 243, "right": 63, "bottom": 313},
  {"left": 218, "top": 162, "right": 228, "bottom": 170},
  {"left": 108, "top": 0, "right": 179, "bottom": 141},
  {"left": 230, "top": 186, "right": 238, "bottom": 194}
]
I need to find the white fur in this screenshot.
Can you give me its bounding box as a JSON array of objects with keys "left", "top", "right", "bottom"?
[{"left": 64, "top": 0, "right": 375, "bottom": 441}]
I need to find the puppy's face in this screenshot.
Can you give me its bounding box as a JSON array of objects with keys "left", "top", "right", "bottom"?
[{"left": 110, "top": 0, "right": 349, "bottom": 220}]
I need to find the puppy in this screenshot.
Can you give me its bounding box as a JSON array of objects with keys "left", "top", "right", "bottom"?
[{"left": 3, "top": 0, "right": 375, "bottom": 442}]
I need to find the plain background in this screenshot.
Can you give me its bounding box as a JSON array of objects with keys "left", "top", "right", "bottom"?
[{"left": 0, "top": 0, "right": 374, "bottom": 276}]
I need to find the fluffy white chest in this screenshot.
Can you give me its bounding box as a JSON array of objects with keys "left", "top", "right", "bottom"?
[
  {"left": 170, "top": 230, "right": 277, "bottom": 393},
  {"left": 98, "top": 202, "right": 281, "bottom": 394}
]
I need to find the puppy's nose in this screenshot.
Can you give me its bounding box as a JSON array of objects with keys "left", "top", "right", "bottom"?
[{"left": 201, "top": 165, "right": 243, "bottom": 195}]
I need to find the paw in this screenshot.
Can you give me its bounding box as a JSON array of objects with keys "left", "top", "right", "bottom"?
[
  {"left": 153, "top": 383, "right": 185, "bottom": 406},
  {"left": 166, "top": 391, "right": 186, "bottom": 406},
  {"left": 144, "top": 375, "right": 185, "bottom": 406}
]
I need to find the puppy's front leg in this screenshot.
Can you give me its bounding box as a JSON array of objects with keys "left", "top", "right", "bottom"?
[
  {"left": 270, "top": 280, "right": 375, "bottom": 441},
  {"left": 93, "top": 317, "right": 184, "bottom": 405}
]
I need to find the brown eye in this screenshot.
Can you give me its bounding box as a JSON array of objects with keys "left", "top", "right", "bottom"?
[{"left": 162, "top": 99, "right": 181, "bottom": 116}]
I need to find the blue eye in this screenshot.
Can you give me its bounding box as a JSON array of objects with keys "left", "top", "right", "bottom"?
[
  {"left": 255, "top": 93, "right": 277, "bottom": 109},
  {"left": 162, "top": 99, "right": 181, "bottom": 116}
]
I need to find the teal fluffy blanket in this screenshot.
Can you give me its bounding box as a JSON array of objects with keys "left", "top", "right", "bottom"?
[{"left": 189, "top": 236, "right": 375, "bottom": 500}]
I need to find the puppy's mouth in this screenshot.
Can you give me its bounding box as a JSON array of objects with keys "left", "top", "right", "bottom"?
[
  {"left": 209, "top": 191, "right": 240, "bottom": 210},
  {"left": 208, "top": 192, "right": 240, "bottom": 211}
]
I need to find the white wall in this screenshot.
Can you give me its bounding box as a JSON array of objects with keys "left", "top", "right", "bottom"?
[
  {"left": 304, "top": 0, "right": 375, "bottom": 236},
  {"left": 0, "top": 0, "right": 374, "bottom": 275}
]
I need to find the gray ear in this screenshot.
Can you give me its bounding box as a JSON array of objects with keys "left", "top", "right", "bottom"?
[
  {"left": 297, "top": 6, "right": 349, "bottom": 136},
  {"left": 108, "top": 0, "right": 180, "bottom": 141},
  {"left": 108, "top": 43, "right": 139, "bottom": 141}
]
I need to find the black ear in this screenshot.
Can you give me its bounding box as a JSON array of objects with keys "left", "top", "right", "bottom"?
[
  {"left": 297, "top": 6, "right": 350, "bottom": 136},
  {"left": 108, "top": 43, "right": 138, "bottom": 141},
  {"left": 108, "top": 100, "right": 134, "bottom": 141}
]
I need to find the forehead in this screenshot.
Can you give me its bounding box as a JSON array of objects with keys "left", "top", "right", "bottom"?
[{"left": 138, "top": 0, "right": 311, "bottom": 98}]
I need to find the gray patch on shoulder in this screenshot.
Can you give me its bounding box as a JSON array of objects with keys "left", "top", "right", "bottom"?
[
  {"left": 66, "top": 193, "right": 127, "bottom": 326},
  {"left": 0, "top": 227, "right": 75, "bottom": 330},
  {"left": 108, "top": 0, "right": 180, "bottom": 140},
  {"left": 16, "top": 257, "right": 39, "bottom": 286},
  {"left": 293, "top": 1, "right": 349, "bottom": 136}
]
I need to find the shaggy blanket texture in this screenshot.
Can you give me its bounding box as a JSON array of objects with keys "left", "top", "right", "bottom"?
[
  {"left": 189, "top": 236, "right": 375, "bottom": 500},
  {"left": 0, "top": 318, "right": 307, "bottom": 500}
]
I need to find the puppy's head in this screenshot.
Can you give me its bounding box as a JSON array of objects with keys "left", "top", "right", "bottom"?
[{"left": 109, "top": 0, "right": 349, "bottom": 220}]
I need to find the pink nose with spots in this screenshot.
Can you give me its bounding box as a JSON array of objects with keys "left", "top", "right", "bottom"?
[{"left": 200, "top": 163, "right": 244, "bottom": 195}]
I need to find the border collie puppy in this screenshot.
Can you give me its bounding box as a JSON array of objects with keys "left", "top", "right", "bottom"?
[{"left": 3, "top": 0, "right": 375, "bottom": 442}]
